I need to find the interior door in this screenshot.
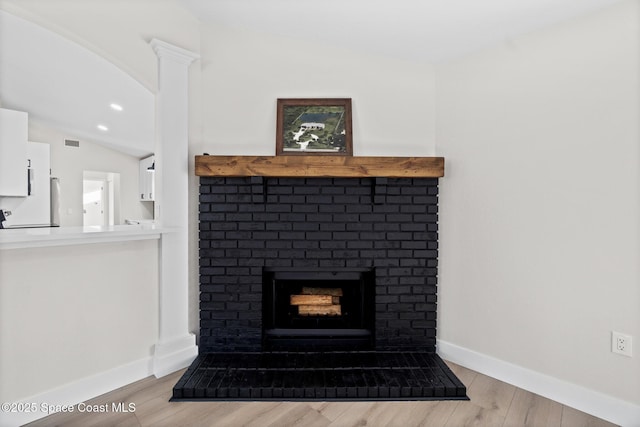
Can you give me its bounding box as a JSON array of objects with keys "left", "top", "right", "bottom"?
[{"left": 82, "top": 179, "right": 105, "bottom": 226}]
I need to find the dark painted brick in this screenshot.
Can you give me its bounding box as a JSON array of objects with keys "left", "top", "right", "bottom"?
[
  {"left": 400, "top": 294, "right": 426, "bottom": 303},
  {"left": 225, "top": 213, "right": 253, "bottom": 222},
  {"left": 238, "top": 223, "right": 265, "bottom": 231},
  {"left": 266, "top": 222, "right": 293, "bottom": 231},
  {"left": 346, "top": 259, "right": 373, "bottom": 268},
  {"left": 331, "top": 231, "right": 359, "bottom": 241},
  {"left": 305, "top": 250, "right": 333, "bottom": 259},
  {"left": 345, "top": 204, "right": 371, "bottom": 214},
  {"left": 238, "top": 240, "right": 265, "bottom": 249},
  {"left": 333, "top": 195, "right": 358, "bottom": 205},
  {"left": 294, "top": 186, "right": 321, "bottom": 195},
  {"left": 347, "top": 241, "right": 374, "bottom": 249},
  {"left": 291, "top": 259, "right": 322, "bottom": 268},
  {"left": 306, "top": 213, "right": 333, "bottom": 222},
  {"left": 319, "top": 204, "right": 346, "bottom": 213},
  {"left": 198, "top": 176, "right": 441, "bottom": 353},
  {"left": 373, "top": 240, "right": 401, "bottom": 249},
  {"left": 265, "top": 204, "right": 292, "bottom": 213},
  {"left": 401, "top": 241, "right": 428, "bottom": 250},
  {"left": 387, "top": 286, "right": 411, "bottom": 294},
  {"left": 279, "top": 231, "right": 306, "bottom": 240},
  {"left": 319, "top": 222, "right": 346, "bottom": 232},
  {"left": 387, "top": 250, "right": 414, "bottom": 259},
  {"left": 199, "top": 213, "right": 226, "bottom": 222},
  {"left": 386, "top": 232, "right": 413, "bottom": 241},
  {"left": 320, "top": 240, "right": 347, "bottom": 249},
  {"left": 372, "top": 258, "right": 401, "bottom": 267},
  {"left": 252, "top": 213, "right": 280, "bottom": 222},
  {"left": 319, "top": 259, "right": 347, "bottom": 268},
  {"left": 344, "top": 186, "right": 371, "bottom": 196},
  {"left": 293, "top": 223, "right": 320, "bottom": 231},
  {"left": 278, "top": 195, "right": 306, "bottom": 204},
  {"left": 292, "top": 204, "right": 319, "bottom": 213},
  {"left": 333, "top": 214, "right": 360, "bottom": 223},
  {"left": 359, "top": 232, "right": 387, "bottom": 241},
  {"left": 360, "top": 250, "right": 387, "bottom": 259},
  {"left": 321, "top": 186, "right": 345, "bottom": 194},
  {"left": 373, "top": 205, "right": 400, "bottom": 214},
  {"left": 226, "top": 194, "right": 253, "bottom": 203},
  {"left": 292, "top": 240, "right": 320, "bottom": 250},
  {"left": 400, "top": 312, "right": 426, "bottom": 320},
  {"left": 374, "top": 223, "right": 401, "bottom": 232},
  {"left": 268, "top": 185, "right": 293, "bottom": 195},
  {"left": 305, "top": 195, "right": 333, "bottom": 204}
]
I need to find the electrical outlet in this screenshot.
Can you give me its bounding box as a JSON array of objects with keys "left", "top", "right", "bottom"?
[{"left": 612, "top": 331, "right": 632, "bottom": 357}]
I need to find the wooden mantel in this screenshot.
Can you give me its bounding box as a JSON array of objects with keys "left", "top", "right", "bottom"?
[{"left": 195, "top": 155, "right": 444, "bottom": 178}]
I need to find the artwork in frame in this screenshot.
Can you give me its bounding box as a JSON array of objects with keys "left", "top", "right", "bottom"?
[{"left": 276, "top": 98, "right": 353, "bottom": 156}]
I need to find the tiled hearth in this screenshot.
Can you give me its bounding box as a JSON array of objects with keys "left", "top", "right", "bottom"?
[{"left": 173, "top": 171, "right": 467, "bottom": 401}]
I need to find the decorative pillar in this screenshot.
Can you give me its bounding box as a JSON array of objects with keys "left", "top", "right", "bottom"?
[{"left": 150, "top": 38, "right": 199, "bottom": 377}]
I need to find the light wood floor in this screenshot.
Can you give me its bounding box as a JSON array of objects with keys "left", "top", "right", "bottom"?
[{"left": 26, "top": 361, "right": 617, "bottom": 427}]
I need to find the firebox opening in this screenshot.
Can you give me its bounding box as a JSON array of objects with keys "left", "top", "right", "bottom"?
[{"left": 262, "top": 268, "right": 375, "bottom": 351}]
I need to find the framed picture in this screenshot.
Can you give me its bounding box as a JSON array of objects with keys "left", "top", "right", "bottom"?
[{"left": 276, "top": 98, "right": 353, "bottom": 156}]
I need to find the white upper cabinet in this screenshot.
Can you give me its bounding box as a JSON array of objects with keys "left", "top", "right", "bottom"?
[
  {"left": 0, "top": 108, "right": 28, "bottom": 197},
  {"left": 139, "top": 155, "right": 155, "bottom": 201}
]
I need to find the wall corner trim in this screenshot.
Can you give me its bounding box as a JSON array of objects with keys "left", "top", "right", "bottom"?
[
  {"left": 152, "top": 333, "right": 198, "bottom": 378},
  {"left": 437, "top": 340, "right": 640, "bottom": 427}
]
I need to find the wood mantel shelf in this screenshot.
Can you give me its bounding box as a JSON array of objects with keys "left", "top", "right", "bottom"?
[{"left": 195, "top": 155, "right": 444, "bottom": 178}]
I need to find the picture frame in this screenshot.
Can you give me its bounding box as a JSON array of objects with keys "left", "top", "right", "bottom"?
[{"left": 276, "top": 98, "right": 353, "bottom": 156}]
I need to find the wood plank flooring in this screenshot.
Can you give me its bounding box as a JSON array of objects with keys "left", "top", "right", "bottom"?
[{"left": 25, "top": 361, "right": 617, "bottom": 427}]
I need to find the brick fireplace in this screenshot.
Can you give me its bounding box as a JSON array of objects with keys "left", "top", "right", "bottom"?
[
  {"left": 198, "top": 176, "right": 440, "bottom": 352},
  {"left": 172, "top": 155, "right": 466, "bottom": 401}
]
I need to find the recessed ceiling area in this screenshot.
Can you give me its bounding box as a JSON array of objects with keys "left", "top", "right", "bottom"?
[
  {"left": 0, "top": 10, "right": 155, "bottom": 158},
  {"left": 179, "top": 0, "right": 624, "bottom": 63}
]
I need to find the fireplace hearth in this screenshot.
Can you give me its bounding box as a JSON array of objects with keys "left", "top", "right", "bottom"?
[{"left": 173, "top": 173, "right": 467, "bottom": 401}]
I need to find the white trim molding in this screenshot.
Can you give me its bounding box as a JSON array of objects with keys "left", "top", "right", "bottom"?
[
  {"left": 152, "top": 334, "right": 198, "bottom": 378},
  {"left": 0, "top": 356, "right": 153, "bottom": 427},
  {"left": 438, "top": 339, "right": 640, "bottom": 427},
  {"left": 150, "top": 38, "right": 200, "bottom": 65},
  {"left": 149, "top": 39, "right": 199, "bottom": 378}
]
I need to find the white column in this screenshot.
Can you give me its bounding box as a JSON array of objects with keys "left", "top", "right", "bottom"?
[{"left": 150, "top": 39, "right": 199, "bottom": 377}]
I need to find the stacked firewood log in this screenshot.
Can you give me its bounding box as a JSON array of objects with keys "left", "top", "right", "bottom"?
[{"left": 290, "top": 287, "right": 343, "bottom": 316}]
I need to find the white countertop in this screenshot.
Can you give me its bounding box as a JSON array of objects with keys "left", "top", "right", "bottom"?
[{"left": 0, "top": 224, "right": 167, "bottom": 249}]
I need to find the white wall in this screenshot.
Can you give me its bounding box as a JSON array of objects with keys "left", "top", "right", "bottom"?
[
  {"left": 200, "top": 24, "right": 437, "bottom": 157},
  {"left": 0, "top": 240, "right": 158, "bottom": 402},
  {"left": 28, "top": 122, "right": 153, "bottom": 226},
  {"left": 437, "top": 0, "right": 640, "bottom": 405}
]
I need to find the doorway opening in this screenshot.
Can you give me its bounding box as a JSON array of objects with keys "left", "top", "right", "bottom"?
[{"left": 82, "top": 171, "right": 120, "bottom": 226}]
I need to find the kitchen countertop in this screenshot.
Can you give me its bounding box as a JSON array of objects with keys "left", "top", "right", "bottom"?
[{"left": 0, "top": 224, "right": 168, "bottom": 249}]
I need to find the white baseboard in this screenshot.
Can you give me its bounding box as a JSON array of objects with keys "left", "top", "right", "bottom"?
[
  {"left": 152, "top": 333, "right": 198, "bottom": 378},
  {"left": 0, "top": 356, "right": 154, "bottom": 427},
  {"left": 437, "top": 339, "right": 640, "bottom": 427}
]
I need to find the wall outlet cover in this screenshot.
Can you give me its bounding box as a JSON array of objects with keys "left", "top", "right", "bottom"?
[{"left": 612, "top": 331, "right": 632, "bottom": 357}]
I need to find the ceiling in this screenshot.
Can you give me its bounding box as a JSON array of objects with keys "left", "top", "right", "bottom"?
[
  {"left": 0, "top": 0, "right": 624, "bottom": 158},
  {"left": 179, "top": 0, "right": 624, "bottom": 63},
  {"left": 0, "top": 10, "right": 155, "bottom": 158}
]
